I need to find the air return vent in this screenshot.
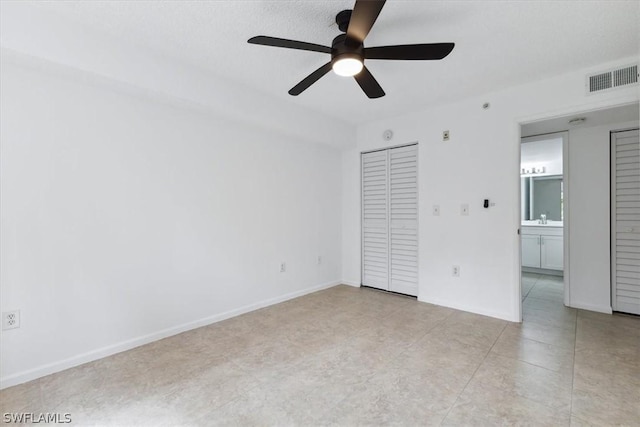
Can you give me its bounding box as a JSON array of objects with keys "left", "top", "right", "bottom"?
[{"left": 587, "top": 64, "right": 638, "bottom": 94}]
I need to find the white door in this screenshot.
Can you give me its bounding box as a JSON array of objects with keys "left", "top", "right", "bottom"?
[
  {"left": 541, "top": 235, "right": 563, "bottom": 270},
  {"left": 361, "top": 145, "right": 418, "bottom": 296},
  {"left": 521, "top": 235, "right": 541, "bottom": 268},
  {"left": 612, "top": 129, "right": 640, "bottom": 315},
  {"left": 362, "top": 150, "right": 389, "bottom": 291},
  {"left": 389, "top": 145, "right": 418, "bottom": 295}
]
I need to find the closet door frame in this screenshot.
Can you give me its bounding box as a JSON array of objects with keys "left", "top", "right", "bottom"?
[{"left": 361, "top": 142, "right": 419, "bottom": 295}]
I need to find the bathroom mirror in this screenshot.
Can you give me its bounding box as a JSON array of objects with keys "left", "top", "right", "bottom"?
[{"left": 521, "top": 175, "right": 563, "bottom": 221}]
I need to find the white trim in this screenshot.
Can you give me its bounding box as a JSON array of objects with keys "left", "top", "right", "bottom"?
[
  {"left": 0, "top": 280, "right": 341, "bottom": 390},
  {"left": 418, "top": 296, "right": 517, "bottom": 322},
  {"left": 569, "top": 301, "right": 613, "bottom": 314},
  {"left": 341, "top": 280, "right": 361, "bottom": 287}
]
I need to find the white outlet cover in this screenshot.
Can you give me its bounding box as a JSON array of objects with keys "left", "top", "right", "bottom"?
[
  {"left": 280, "top": 262, "right": 286, "bottom": 272},
  {"left": 2, "top": 310, "right": 20, "bottom": 330},
  {"left": 452, "top": 266, "right": 460, "bottom": 277}
]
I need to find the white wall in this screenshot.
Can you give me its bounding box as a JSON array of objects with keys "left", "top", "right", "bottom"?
[
  {"left": 568, "top": 120, "right": 639, "bottom": 313},
  {"left": 342, "top": 57, "right": 639, "bottom": 321},
  {"left": 0, "top": 57, "right": 342, "bottom": 388},
  {"left": 0, "top": 3, "right": 354, "bottom": 150}
]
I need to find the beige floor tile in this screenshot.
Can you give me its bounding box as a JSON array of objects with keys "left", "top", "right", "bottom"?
[
  {"left": 228, "top": 337, "right": 310, "bottom": 375},
  {"left": 3, "top": 282, "right": 639, "bottom": 426},
  {"left": 502, "top": 321, "right": 576, "bottom": 350},
  {"left": 491, "top": 331, "right": 574, "bottom": 373},
  {"left": 571, "top": 386, "right": 640, "bottom": 427},
  {"left": 468, "top": 353, "right": 573, "bottom": 412},
  {"left": 577, "top": 310, "right": 640, "bottom": 330},
  {"left": 320, "top": 368, "right": 455, "bottom": 427},
  {"left": 523, "top": 308, "right": 576, "bottom": 333},
  {"left": 399, "top": 333, "right": 489, "bottom": 380},
  {"left": 428, "top": 311, "right": 507, "bottom": 352},
  {"left": 569, "top": 415, "right": 601, "bottom": 426},
  {"left": 0, "top": 380, "right": 43, "bottom": 414},
  {"left": 574, "top": 347, "right": 640, "bottom": 380},
  {"left": 202, "top": 381, "right": 325, "bottom": 426},
  {"left": 442, "top": 381, "right": 571, "bottom": 427}
]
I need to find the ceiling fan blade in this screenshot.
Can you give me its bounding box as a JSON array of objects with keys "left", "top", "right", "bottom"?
[
  {"left": 354, "top": 66, "right": 385, "bottom": 99},
  {"left": 248, "top": 36, "right": 331, "bottom": 54},
  {"left": 346, "top": 0, "right": 386, "bottom": 45},
  {"left": 289, "top": 62, "right": 333, "bottom": 96},
  {"left": 365, "top": 43, "right": 455, "bottom": 60}
]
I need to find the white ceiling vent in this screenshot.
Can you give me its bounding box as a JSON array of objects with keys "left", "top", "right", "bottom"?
[{"left": 587, "top": 64, "right": 638, "bottom": 94}]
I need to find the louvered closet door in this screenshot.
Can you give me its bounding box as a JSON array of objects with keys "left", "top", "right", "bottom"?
[
  {"left": 612, "top": 129, "right": 640, "bottom": 315},
  {"left": 389, "top": 145, "right": 418, "bottom": 295},
  {"left": 362, "top": 150, "right": 389, "bottom": 291},
  {"left": 361, "top": 145, "right": 418, "bottom": 296}
]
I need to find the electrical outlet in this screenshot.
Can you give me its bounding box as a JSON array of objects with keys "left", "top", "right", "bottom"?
[
  {"left": 443, "top": 130, "right": 450, "bottom": 141},
  {"left": 2, "top": 310, "right": 20, "bottom": 330},
  {"left": 432, "top": 205, "right": 440, "bottom": 216},
  {"left": 461, "top": 204, "right": 469, "bottom": 215},
  {"left": 317, "top": 256, "right": 322, "bottom": 265},
  {"left": 280, "top": 262, "right": 286, "bottom": 273},
  {"left": 452, "top": 266, "right": 460, "bottom": 277}
]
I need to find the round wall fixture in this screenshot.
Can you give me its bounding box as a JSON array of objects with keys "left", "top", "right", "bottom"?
[{"left": 383, "top": 129, "right": 393, "bottom": 141}]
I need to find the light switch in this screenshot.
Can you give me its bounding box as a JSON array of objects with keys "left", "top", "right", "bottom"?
[
  {"left": 461, "top": 204, "right": 469, "bottom": 215},
  {"left": 433, "top": 205, "right": 440, "bottom": 216}
]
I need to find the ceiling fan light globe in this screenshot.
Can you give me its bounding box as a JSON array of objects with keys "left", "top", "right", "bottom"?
[{"left": 332, "top": 57, "right": 363, "bottom": 77}]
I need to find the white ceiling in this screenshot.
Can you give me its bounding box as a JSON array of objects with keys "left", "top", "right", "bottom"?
[{"left": 15, "top": 1, "right": 640, "bottom": 125}]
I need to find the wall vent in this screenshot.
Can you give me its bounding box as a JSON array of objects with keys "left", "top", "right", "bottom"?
[{"left": 587, "top": 64, "right": 638, "bottom": 94}]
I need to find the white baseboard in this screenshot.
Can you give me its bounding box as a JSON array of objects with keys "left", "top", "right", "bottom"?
[
  {"left": 0, "top": 280, "right": 341, "bottom": 390},
  {"left": 418, "top": 295, "right": 518, "bottom": 322},
  {"left": 340, "top": 280, "right": 361, "bottom": 287},
  {"left": 569, "top": 301, "right": 612, "bottom": 314}
]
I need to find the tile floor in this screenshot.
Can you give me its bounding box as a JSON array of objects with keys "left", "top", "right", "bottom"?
[{"left": 1, "top": 277, "right": 639, "bottom": 426}]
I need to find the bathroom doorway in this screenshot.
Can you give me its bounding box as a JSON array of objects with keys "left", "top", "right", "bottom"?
[
  {"left": 520, "top": 132, "right": 568, "bottom": 308},
  {"left": 518, "top": 102, "right": 639, "bottom": 318}
]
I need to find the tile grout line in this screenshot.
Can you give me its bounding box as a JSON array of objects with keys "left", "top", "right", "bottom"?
[{"left": 438, "top": 321, "right": 509, "bottom": 426}]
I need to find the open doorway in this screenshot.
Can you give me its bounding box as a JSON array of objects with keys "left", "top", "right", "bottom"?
[
  {"left": 519, "top": 132, "right": 568, "bottom": 309},
  {"left": 519, "top": 103, "right": 640, "bottom": 318}
]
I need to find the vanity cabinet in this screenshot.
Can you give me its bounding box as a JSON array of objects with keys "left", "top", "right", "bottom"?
[{"left": 521, "top": 226, "right": 563, "bottom": 271}]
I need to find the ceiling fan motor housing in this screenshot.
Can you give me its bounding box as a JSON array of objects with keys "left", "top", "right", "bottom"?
[
  {"left": 336, "top": 9, "right": 352, "bottom": 32},
  {"left": 331, "top": 33, "right": 364, "bottom": 66}
]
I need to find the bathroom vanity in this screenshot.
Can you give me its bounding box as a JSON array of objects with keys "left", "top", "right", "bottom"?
[{"left": 521, "top": 221, "right": 563, "bottom": 272}]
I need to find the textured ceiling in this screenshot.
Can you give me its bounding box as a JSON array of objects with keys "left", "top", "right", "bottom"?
[{"left": 21, "top": 1, "right": 640, "bottom": 124}]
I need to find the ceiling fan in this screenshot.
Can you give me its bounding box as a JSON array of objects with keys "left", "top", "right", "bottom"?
[{"left": 248, "top": 0, "right": 454, "bottom": 99}]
